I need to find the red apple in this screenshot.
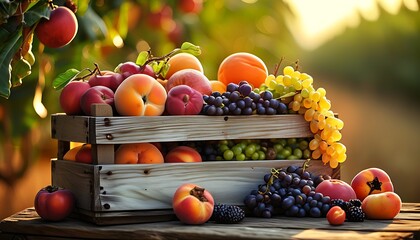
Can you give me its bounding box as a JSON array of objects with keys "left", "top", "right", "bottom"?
[
  {"left": 34, "top": 185, "right": 75, "bottom": 221},
  {"left": 172, "top": 183, "right": 214, "bottom": 225},
  {"left": 362, "top": 192, "right": 402, "bottom": 220},
  {"left": 80, "top": 86, "right": 114, "bottom": 115},
  {"left": 88, "top": 71, "right": 124, "bottom": 92},
  {"left": 35, "top": 6, "right": 78, "bottom": 48},
  {"left": 165, "top": 85, "right": 203, "bottom": 115},
  {"left": 165, "top": 146, "right": 202, "bottom": 163},
  {"left": 315, "top": 179, "right": 357, "bottom": 202},
  {"left": 351, "top": 168, "right": 394, "bottom": 201},
  {"left": 115, "top": 61, "right": 156, "bottom": 79},
  {"left": 59, "top": 81, "right": 90, "bottom": 115}
]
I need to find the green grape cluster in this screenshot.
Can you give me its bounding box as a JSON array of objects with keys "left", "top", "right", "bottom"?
[
  {"left": 261, "top": 65, "right": 346, "bottom": 168},
  {"left": 213, "top": 138, "right": 312, "bottom": 161}
]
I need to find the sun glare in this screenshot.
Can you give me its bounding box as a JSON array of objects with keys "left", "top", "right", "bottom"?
[{"left": 284, "top": 0, "right": 418, "bottom": 50}]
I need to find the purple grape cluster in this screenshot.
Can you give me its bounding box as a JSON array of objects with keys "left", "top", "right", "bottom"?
[
  {"left": 201, "top": 81, "right": 288, "bottom": 116},
  {"left": 243, "top": 165, "right": 332, "bottom": 218}
]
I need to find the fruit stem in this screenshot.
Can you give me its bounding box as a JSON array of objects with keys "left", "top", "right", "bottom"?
[
  {"left": 45, "top": 185, "right": 59, "bottom": 193},
  {"left": 190, "top": 186, "right": 209, "bottom": 202},
  {"left": 273, "top": 57, "right": 285, "bottom": 76},
  {"left": 183, "top": 95, "right": 189, "bottom": 104},
  {"left": 294, "top": 60, "right": 300, "bottom": 71}
]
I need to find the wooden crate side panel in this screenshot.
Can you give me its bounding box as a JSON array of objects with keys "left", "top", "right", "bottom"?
[
  {"left": 51, "top": 114, "right": 94, "bottom": 143},
  {"left": 97, "top": 160, "right": 335, "bottom": 212},
  {"left": 51, "top": 160, "right": 99, "bottom": 211},
  {"left": 93, "top": 115, "right": 312, "bottom": 144}
]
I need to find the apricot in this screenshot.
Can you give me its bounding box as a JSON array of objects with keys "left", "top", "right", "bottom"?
[
  {"left": 114, "top": 74, "right": 167, "bottom": 116},
  {"left": 172, "top": 183, "right": 214, "bottom": 225},
  {"left": 209, "top": 80, "right": 227, "bottom": 93},
  {"left": 217, "top": 52, "right": 268, "bottom": 88},
  {"left": 165, "top": 146, "right": 202, "bottom": 163},
  {"left": 35, "top": 6, "right": 78, "bottom": 48},
  {"left": 115, "top": 143, "right": 164, "bottom": 164},
  {"left": 165, "top": 53, "right": 204, "bottom": 79},
  {"left": 166, "top": 69, "right": 212, "bottom": 96},
  {"left": 362, "top": 192, "right": 402, "bottom": 219},
  {"left": 63, "top": 145, "right": 83, "bottom": 161},
  {"left": 351, "top": 168, "right": 394, "bottom": 201},
  {"left": 75, "top": 144, "right": 93, "bottom": 164}
]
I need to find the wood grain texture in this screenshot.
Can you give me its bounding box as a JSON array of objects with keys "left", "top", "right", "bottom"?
[
  {"left": 53, "top": 159, "right": 335, "bottom": 214},
  {"left": 51, "top": 114, "right": 312, "bottom": 144},
  {"left": 0, "top": 205, "right": 418, "bottom": 240}
]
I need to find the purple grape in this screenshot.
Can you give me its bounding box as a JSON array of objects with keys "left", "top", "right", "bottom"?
[
  {"left": 243, "top": 97, "right": 253, "bottom": 107},
  {"left": 260, "top": 91, "right": 273, "bottom": 100},
  {"left": 228, "top": 102, "right": 237, "bottom": 112},
  {"left": 266, "top": 107, "right": 276, "bottom": 115},
  {"left": 237, "top": 100, "right": 245, "bottom": 109},
  {"left": 238, "top": 84, "right": 252, "bottom": 96},
  {"left": 242, "top": 107, "right": 253, "bottom": 115},
  {"left": 227, "top": 83, "right": 239, "bottom": 92},
  {"left": 229, "top": 91, "right": 240, "bottom": 102},
  {"left": 277, "top": 102, "right": 288, "bottom": 114}
]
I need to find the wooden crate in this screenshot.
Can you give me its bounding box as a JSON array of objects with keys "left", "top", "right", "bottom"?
[{"left": 51, "top": 104, "right": 339, "bottom": 225}]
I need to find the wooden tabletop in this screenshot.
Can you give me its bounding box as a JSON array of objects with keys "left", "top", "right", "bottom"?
[{"left": 1, "top": 203, "right": 419, "bottom": 240}]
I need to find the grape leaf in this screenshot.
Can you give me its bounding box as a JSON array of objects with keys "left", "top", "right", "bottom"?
[
  {"left": 136, "top": 51, "right": 149, "bottom": 66},
  {"left": 53, "top": 69, "right": 80, "bottom": 90},
  {"left": 180, "top": 42, "right": 201, "bottom": 56},
  {"left": 280, "top": 92, "right": 296, "bottom": 98}
]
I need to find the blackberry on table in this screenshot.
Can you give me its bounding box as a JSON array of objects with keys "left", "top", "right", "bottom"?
[
  {"left": 348, "top": 199, "right": 362, "bottom": 208},
  {"left": 347, "top": 206, "right": 365, "bottom": 222},
  {"left": 212, "top": 204, "right": 245, "bottom": 224}
]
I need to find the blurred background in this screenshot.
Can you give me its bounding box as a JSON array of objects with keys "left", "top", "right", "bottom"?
[{"left": 1, "top": 0, "right": 420, "bottom": 219}]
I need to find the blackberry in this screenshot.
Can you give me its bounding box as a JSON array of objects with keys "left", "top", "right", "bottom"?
[
  {"left": 331, "top": 199, "right": 348, "bottom": 211},
  {"left": 212, "top": 204, "right": 245, "bottom": 224},
  {"left": 346, "top": 206, "right": 365, "bottom": 222},
  {"left": 348, "top": 199, "right": 362, "bottom": 208}
]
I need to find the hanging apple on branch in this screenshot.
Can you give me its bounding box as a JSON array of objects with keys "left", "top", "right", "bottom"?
[{"left": 0, "top": 0, "right": 78, "bottom": 99}]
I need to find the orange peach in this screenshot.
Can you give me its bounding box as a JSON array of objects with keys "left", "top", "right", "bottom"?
[
  {"left": 63, "top": 145, "right": 83, "bottom": 161},
  {"left": 362, "top": 192, "right": 402, "bottom": 219},
  {"left": 115, "top": 143, "right": 164, "bottom": 164},
  {"left": 166, "top": 69, "right": 211, "bottom": 96},
  {"left": 218, "top": 52, "right": 268, "bottom": 88},
  {"left": 209, "top": 80, "right": 226, "bottom": 93},
  {"left": 75, "top": 144, "right": 93, "bottom": 164},
  {"left": 165, "top": 146, "right": 202, "bottom": 163},
  {"left": 351, "top": 168, "right": 394, "bottom": 201},
  {"left": 114, "top": 74, "right": 167, "bottom": 116},
  {"left": 172, "top": 183, "right": 214, "bottom": 225},
  {"left": 165, "top": 53, "right": 204, "bottom": 79}
]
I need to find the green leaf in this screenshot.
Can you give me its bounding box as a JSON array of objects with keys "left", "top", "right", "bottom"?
[
  {"left": 0, "top": 0, "right": 19, "bottom": 24},
  {"left": 180, "top": 42, "right": 201, "bottom": 56},
  {"left": 117, "top": 2, "right": 129, "bottom": 39},
  {"left": 136, "top": 51, "right": 149, "bottom": 66},
  {"left": 53, "top": 69, "right": 80, "bottom": 90},
  {"left": 23, "top": 1, "right": 51, "bottom": 27},
  {"left": 0, "top": 27, "right": 22, "bottom": 99}
]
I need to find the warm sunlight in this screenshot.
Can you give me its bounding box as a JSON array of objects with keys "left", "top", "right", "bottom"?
[{"left": 285, "top": 0, "right": 419, "bottom": 50}]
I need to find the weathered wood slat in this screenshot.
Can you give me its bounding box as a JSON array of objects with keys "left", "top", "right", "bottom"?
[
  {"left": 0, "top": 207, "right": 418, "bottom": 240},
  {"left": 51, "top": 114, "right": 312, "bottom": 144},
  {"left": 52, "top": 159, "right": 336, "bottom": 214}
]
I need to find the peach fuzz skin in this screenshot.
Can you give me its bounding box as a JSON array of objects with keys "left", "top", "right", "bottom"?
[
  {"left": 115, "top": 143, "right": 164, "bottom": 164},
  {"left": 172, "top": 183, "right": 214, "bottom": 225},
  {"left": 114, "top": 74, "right": 167, "bottom": 116},
  {"left": 351, "top": 168, "right": 394, "bottom": 201},
  {"left": 362, "top": 192, "right": 402, "bottom": 219},
  {"left": 165, "top": 146, "right": 202, "bottom": 163}
]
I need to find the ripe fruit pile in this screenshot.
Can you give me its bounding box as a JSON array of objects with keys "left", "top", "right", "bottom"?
[
  {"left": 243, "top": 164, "right": 332, "bottom": 218},
  {"left": 55, "top": 43, "right": 347, "bottom": 168}
]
